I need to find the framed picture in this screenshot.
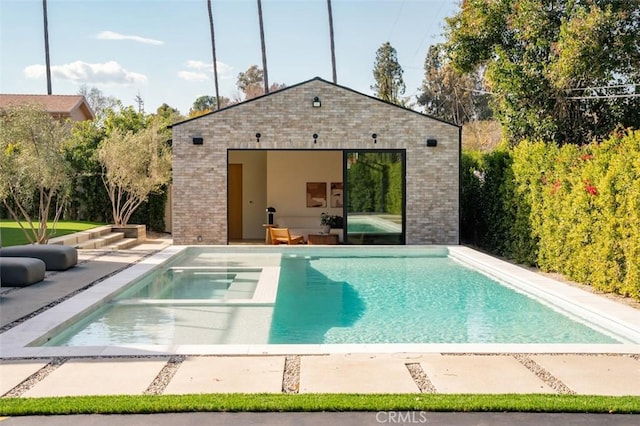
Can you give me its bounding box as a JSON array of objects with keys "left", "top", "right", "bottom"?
[
  {"left": 306, "top": 182, "right": 327, "bottom": 207},
  {"left": 331, "top": 182, "right": 343, "bottom": 208}
]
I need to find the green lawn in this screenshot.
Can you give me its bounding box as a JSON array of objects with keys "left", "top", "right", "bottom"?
[
  {"left": 0, "top": 393, "right": 638, "bottom": 416},
  {"left": 0, "top": 220, "right": 105, "bottom": 247}
]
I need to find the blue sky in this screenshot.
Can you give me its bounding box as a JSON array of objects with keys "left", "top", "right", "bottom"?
[{"left": 0, "top": 0, "right": 459, "bottom": 115}]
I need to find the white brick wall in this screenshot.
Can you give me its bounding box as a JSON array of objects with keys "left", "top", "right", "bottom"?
[{"left": 172, "top": 78, "right": 460, "bottom": 245}]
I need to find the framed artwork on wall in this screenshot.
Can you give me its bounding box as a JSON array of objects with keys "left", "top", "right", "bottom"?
[
  {"left": 306, "top": 182, "right": 327, "bottom": 207},
  {"left": 331, "top": 182, "right": 343, "bottom": 208}
]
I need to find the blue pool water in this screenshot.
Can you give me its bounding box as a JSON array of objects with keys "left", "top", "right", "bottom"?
[
  {"left": 268, "top": 253, "right": 619, "bottom": 344},
  {"left": 41, "top": 247, "right": 621, "bottom": 346}
]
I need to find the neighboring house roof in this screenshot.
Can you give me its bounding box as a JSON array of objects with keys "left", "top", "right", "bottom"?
[
  {"left": 0, "top": 94, "right": 95, "bottom": 121},
  {"left": 171, "top": 76, "right": 460, "bottom": 128}
]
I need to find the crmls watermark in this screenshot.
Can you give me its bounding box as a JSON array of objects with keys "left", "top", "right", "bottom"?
[{"left": 375, "top": 411, "right": 429, "bottom": 424}]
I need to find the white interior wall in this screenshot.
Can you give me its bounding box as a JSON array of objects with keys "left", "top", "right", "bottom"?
[{"left": 267, "top": 150, "right": 343, "bottom": 222}]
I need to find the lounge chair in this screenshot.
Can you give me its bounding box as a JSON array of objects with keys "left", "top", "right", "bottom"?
[
  {"left": 0, "top": 245, "right": 78, "bottom": 271},
  {"left": 269, "top": 227, "right": 305, "bottom": 245},
  {"left": 0, "top": 257, "right": 46, "bottom": 287}
]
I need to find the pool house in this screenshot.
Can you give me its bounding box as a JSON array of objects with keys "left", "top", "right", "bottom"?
[{"left": 171, "top": 77, "right": 460, "bottom": 245}]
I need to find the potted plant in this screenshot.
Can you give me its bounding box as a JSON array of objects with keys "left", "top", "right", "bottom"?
[{"left": 320, "top": 212, "right": 343, "bottom": 233}]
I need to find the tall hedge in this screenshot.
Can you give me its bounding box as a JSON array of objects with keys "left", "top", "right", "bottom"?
[{"left": 462, "top": 129, "right": 640, "bottom": 300}]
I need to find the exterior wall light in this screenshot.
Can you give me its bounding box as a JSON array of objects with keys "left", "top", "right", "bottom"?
[
  {"left": 426, "top": 138, "right": 437, "bottom": 147},
  {"left": 312, "top": 96, "right": 321, "bottom": 107},
  {"left": 372, "top": 133, "right": 377, "bottom": 144},
  {"left": 313, "top": 133, "right": 318, "bottom": 143},
  {"left": 192, "top": 137, "right": 203, "bottom": 145},
  {"left": 255, "top": 133, "right": 261, "bottom": 143}
]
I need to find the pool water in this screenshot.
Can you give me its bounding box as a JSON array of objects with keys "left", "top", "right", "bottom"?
[
  {"left": 41, "top": 247, "right": 622, "bottom": 346},
  {"left": 269, "top": 254, "right": 619, "bottom": 344}
]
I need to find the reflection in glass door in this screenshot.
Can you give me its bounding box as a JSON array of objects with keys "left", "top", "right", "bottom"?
[{"left": 344, "top": 150, "right": 405, "bottom": 244}]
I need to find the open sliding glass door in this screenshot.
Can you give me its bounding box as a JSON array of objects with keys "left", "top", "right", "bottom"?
[{"left": 343, "top": 150, "right": 405, "bottom": 244}]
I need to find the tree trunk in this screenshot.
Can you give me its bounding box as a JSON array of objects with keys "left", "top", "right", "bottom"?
[
  {"left": 207, "top": 0, "right": 221, "bottom": 110},
  {"left": 257, "top": 0, "right": 269, "bottom": 94},
  {"left": 42, "top": 0, "right": 52, "bottom": 94},
  {"left": 327, "top": 0, "right": 337, "bottom": 83}
]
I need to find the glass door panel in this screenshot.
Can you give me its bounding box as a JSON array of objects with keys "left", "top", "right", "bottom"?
[{"left": 344, "top": 150, "right": 405, "bottom": 244}]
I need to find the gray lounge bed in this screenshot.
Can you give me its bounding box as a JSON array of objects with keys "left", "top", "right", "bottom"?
[
  {"left": 0, "top": 245, "right": 78, "bottom": 271},
  {"left": 0, "top": 257, "right": 46, "bottom": 287}
]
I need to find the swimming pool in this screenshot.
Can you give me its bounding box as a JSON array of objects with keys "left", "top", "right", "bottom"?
[{"left": 33, "top": 246, "right": 636, "bottom": 348}]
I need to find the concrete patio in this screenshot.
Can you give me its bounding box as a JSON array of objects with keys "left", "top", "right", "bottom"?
[{"left": 1, "top": 236, "right": 639, "bottom": 398}]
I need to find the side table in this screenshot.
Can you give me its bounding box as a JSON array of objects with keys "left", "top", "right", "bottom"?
[
  {"left": 307, "top": 233, "right": 339, "bottom": 245},
  {"left": 262, "top": 224, "right": 278, "bottom": 244}
]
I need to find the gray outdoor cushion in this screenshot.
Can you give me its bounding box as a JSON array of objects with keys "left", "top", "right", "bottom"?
[
  {"left": 0, "top": 245, "right": 78, "bottom": 271},
  {"left": 0, "top": 257, "right": 46, "bottom": 287}
]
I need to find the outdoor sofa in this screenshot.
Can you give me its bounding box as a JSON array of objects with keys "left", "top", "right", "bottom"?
[
  {"left": 0, "top": 245, "right": 78, "bottom": 271},
  {"left": 0, "top": 257, "right": 46, "bottom": 287}
]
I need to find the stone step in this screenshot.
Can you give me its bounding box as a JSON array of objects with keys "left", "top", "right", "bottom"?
[
  {"left": 48, "top": 225, "right": 113, "bottom": 246},
  {"left": 103, "top": 238, "right": 139, "bottom": 250},
  {"left": 76, "top": 232, "right": 126, "bottom": 249}
]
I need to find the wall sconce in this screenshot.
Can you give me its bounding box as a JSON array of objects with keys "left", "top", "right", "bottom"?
[
  {"left": 255, "top": 133, "right": 261, "bottom": 143},
  {"left": 313, "top": 133, "right": 318, "bottom": 143},
  {"left": 192, "top": 137, "right": 203, "bottom": 145},
  {"left": 372, "top": 133, "right": 377, "bottom": 144},
  {"left": 312, "top": 96, "right": 321, "bottom": 108},
  {"left": 425, "top": 138, "right": 437, "bottom": 147}
]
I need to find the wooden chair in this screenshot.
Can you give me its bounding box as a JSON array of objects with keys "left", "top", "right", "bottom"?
[{"left": 269, "top": 227, "right": 305, "bottom": 245}]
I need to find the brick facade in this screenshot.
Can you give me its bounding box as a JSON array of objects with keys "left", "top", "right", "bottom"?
[{"left": 172, "top": 78, "right": 460, "bottom": 245}]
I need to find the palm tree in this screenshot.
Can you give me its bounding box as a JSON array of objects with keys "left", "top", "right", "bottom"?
[
  {"left": 257, "top": 0, "right": 269, "bottom": 94},
  {"left": 207, "top": 0, "right": 220, "bottom": 109},
  {"left": 42, "top": 0, "right": 52, "bottom": 94},
  {"left": 327, "top": 0, "right": 337, "bottom": 83}
]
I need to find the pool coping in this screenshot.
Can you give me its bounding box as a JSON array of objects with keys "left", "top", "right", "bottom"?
[{"left": 1, "top": 245, "right": 639, "bottom": 358}]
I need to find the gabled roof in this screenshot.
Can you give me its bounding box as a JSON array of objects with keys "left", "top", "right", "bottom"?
[
  {"left": 0, "top": 94, "right": 95, "bottom": 121},
  {"left": 171, "top": 77, "right": 459, "bottom": 128}
]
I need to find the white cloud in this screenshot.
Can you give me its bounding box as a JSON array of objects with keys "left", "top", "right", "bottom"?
[
  {"left": 182, "top": 60, "right": 233, "bottom": 79},
  {"left": 178, "top": 71, "right": 209, "bottom": 82},
  {"left": 24, "top": 61, "right": 147, "bottom": 85},
  {"left": 97, "top": 30, "right": 163, "bottom": 45}
]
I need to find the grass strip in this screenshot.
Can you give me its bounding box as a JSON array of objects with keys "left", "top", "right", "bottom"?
[
  {"left": 0, "top": 220, "right": 104, "bottom": 246},
  {"left": 1, "top": 394, "right": 639, "bottom": 416}
]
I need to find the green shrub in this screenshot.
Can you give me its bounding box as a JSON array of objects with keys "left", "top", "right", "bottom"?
[{"left": 461, "top": 129, "right": 640, "bottom": 300}]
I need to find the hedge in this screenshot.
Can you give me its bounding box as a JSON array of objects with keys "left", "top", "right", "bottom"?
[{"left": 461, "top": 129, "right": 640, "bottom": 300}]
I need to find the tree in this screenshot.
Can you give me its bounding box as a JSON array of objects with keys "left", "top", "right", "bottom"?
[
  {"left": 256, "top": 0, "right": 269, "bottom": 94},
  {"left": 0, "top": 104, "right": 73, "bottom": 243},
  {"left": 78, "top": 86, "right": 120, "bottom": 123},
  {"left": 327, "top": 0, "right": 337, "bottom": 83},
  {"left": 236, "top": 65, "right": 285, "bottom": 100},
  {"left": 445, "top": 0, "right": 640, "bottom": 144},
  {"left": 371, "top": 42, "right": 406, "bottom": 105},
  {"left": 207, "top": 0, "right": 221, "bottom": 109},
  {"left": 188, "top": 95, "right": 230, "bottom": 117},
  {"left": 97, "top": 118, "right": 172, "bottom": 226},
  {"left": 42, "top": 0, "right": 52, "bottom": 94},
  {"left": 155, "top": 103, "right": 181, "bottom": 122},
  {"left": 65, "top": 118, "right": 112, "bottom": 222},
  {"left": 417, "top": 44, "right": 491, "bottom": 124}
]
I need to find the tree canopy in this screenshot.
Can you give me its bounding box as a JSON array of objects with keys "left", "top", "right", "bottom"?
[
  {"left": 236, "top": 65, "right": 285, "bottom": 100},
  {"left": 417, "top": 43, "right": 491, "bottom": 124},
  {"left": 0, "top": 104, "right": 74, "bottom": 243},
  {"left": 371, "top": 42, "right": 406, "bottom": 105},
  {"left": 445, "top": 0, "right": 640, "bottom": 144},
  {"left": 97, "top": 117, "right": 172, "bottom": 227}
]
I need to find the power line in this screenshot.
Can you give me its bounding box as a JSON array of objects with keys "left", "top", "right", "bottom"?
[
  {"left": 567, "top": 83, "right": 639, "bottom": 92},
  {"left": 567, "top": 93, "right": 640, "bottom": 100}
]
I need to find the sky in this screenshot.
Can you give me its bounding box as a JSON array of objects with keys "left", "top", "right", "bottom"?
[{"left": 0, "top": 0, "right": 460, "bottom": 116}]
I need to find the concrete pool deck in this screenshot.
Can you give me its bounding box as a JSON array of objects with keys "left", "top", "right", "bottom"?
[{"left": 1, "top": 238, "right": 639, "bottom": 397}]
